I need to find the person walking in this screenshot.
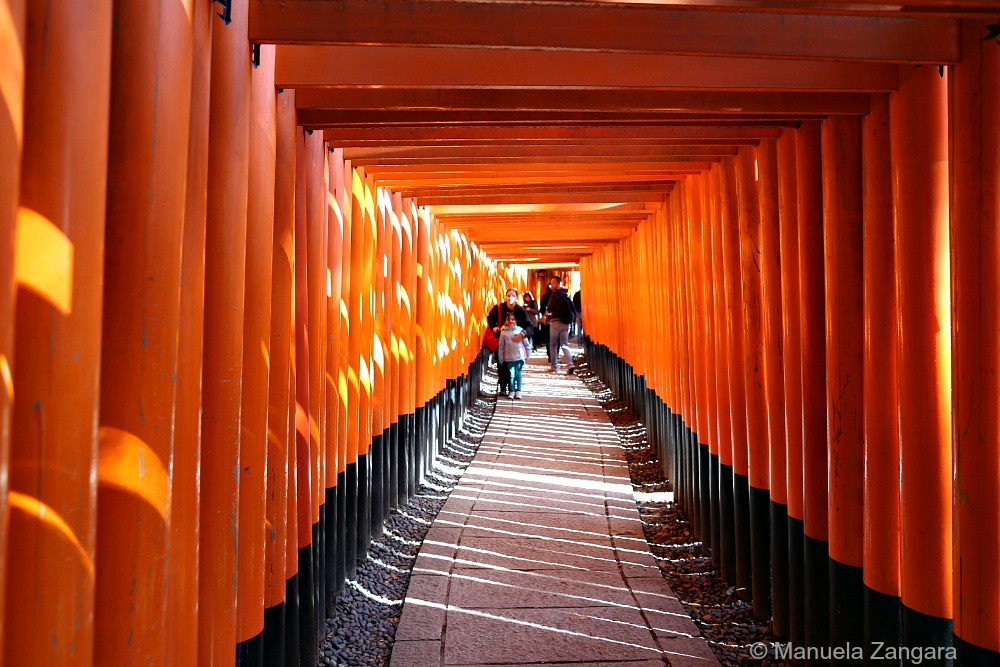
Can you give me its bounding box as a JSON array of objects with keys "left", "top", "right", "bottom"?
[
  {"left": 498, "top": 312, "right": 528, "bottom": 399},
  {"left": 522, "top": 290, "right": 539, "bottom": 351},
  {"left": 487, "top": 288, "right": 532, "bottom": 395},
  {"left": 544, "top": 275, "right": 576, "bottom": 374}
]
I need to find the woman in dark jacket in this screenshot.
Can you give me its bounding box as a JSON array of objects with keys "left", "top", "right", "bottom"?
[
  {"left": 522, "top": 291, "right": 540, "bottom": 351},
  {"left": 487, "top": 288, "right": 531, "bottom": 395}
]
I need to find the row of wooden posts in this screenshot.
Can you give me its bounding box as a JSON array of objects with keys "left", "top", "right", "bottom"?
[
  {"left": 581, "top": 61, "right": 999, "bottom": 665},
  {"left": 0, "top": 1, "right": 524, "bottom": 664}
]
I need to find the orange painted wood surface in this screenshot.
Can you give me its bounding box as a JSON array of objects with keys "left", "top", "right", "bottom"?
[
  {"left": 0, "top": 0, "right": 24, "bottom": 654},
  {"left": 96, "top": 0, "right": 192, "bottom": 661},
  {"left": 891, "top": 64, "right": 953, "bottom": 621},
  {"left": 861, "top": 93, "right": 901, "bottom": 599},
  {"left": 5, "top": 1, "right": 112, "bottom": 664},
  {"left": 237, "top": 41, "right": 277, "bottom": 643},
  {"left": 198, "top": 0, "right": 251, "bottom": 661},
  {"left": 949, "top": 20, "right": 1000, "bottom": 651},
  {"left": 821, "top": 115, "right": 865, "bottom": 568}
]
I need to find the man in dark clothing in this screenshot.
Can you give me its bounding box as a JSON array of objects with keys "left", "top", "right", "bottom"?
[
  {"left": 544, "top": 276, "right": 576, "bottom": 373},
  {"left": 571, "top": 289, "right": 582, "bottom": 341},
  {"left": 487, "top": 288, "right": 532, "bottom": 395},
  {"left": 538, "top": 284, "right": 553, "bottom": 356}
]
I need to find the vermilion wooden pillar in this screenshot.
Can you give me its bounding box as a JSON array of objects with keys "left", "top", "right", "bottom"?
[
  {"left": 949, "top": 20, "right": 1000, "bottom": 665},
  {"left": 348, "top": 166, "right": 368, "bottom": 559},
  {"left": 400, "top": 198, "right": 417, "bottom": 499},
  {"left": 199, "top": 0, "right": 251, "bottom": 663},
  {"left": 169, "top": 1, "right": 212, "bottom": 663},
  {"left": 263, "top": 86, "right": 296, "bottom": 665},
  {"left": 359, "top": 171, "right": 377, "bottom": 554},
  {"left": 720, "top": 156, "right": 749, "bottom": 595},
  {"left": 0, "top": 2, "right": 25, "bottom": 654},
  {"left": 708, "top": 165, "right": 732, "bottom": 577},
  {"left": 236, "top": 41, "right": 277, "bottom": 665},
  {"left": 324, "top": 147, "right": 345, "bottom": 607},
  {"left": 389, "top": 192, "right": 405, "bottom": 508},
  {"left": 891, "top": 64, "right": 954, "bottom": 661},
  {"left": 5, "top": 1, "right": 111, "bottom": 664},
  {"left": 796, "top": 119, "right": 830, "bottom": 654},
  {"left": 337, "top": 156, "right": 356, "bottom": 585},
  {"left": 304, "top": 129, "right": 327, "bottom": 646},
  {"left": 370, "top": 187, "right": 387, "bottom": 538},
  {"left": 861, "top": 92, "right": 902, "bottom": 655},
  {"left": 292, "top": 128, "right": 315, "bottom": 666},
  {"left": 758, "top": 137, "right": 785, "bottom": 627},
  {"left": 701, "top": 171, "right": 721, "bottom": 564},
  {"left": 776, "top": 127, "right": 802, "bottom": 645},
  {"left": 821, "top": 114, "right": 865, "bottom": 658},
  {"left": 736, "top": 145, "right": 771, "bottom": 616},
  {"left": 96, "top": 0, "right": 192, "bottom": 662}
]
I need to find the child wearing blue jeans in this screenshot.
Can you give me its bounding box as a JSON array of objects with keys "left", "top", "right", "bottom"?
[{"left": 498, "top": 312, "right": 528, "bottom": 399}]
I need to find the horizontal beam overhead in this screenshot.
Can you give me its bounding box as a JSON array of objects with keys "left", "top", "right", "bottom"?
[
  {"left": 296, "top": 88, "right": 872, "bottom": 114},
  {"left": 323, "top": 125, "right": 783, "bottom": 143},
  {"left": 412, "top": 192, "right": 669, "bottom": 205},
  {"left": 275, "top": 46, "right": 899, "bottom": 91},
  {"left": 251, "top": 0, "right": 959, "bottom": 62},
  {"left": 297, "top": 110, "right": 818, "bottom": 126}
]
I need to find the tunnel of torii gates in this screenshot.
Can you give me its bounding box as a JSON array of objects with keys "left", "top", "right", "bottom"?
[{"left": 1, "top": 0, "right": 1000, "bottom": 666}]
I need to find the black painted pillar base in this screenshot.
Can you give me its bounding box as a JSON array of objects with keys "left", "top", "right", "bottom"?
[
  {"left": 388, "top": 421, "right": 400, "bottom": 510},
  {"left": 357, "top": 450, "right": 372, "bottom": 557},
  {"left": 830, "top": 558, "right": 864, "bottom": 664},
  {"left": 749, "top": 484, "right": 772, "bottom": 619},
  {"left": 770, "top": 501, "right": 790, "bottom": 640},
  {"left": 788, "top": 516, "right": 806, "bottom": 648},
  {"left": 413, "top": 405, "right": 426, "bottom": 490},
  {"left": 236, "top": 631, "right": 264, "bottom": 667},
  {"left": 804, "top": 534, "right": 831, "bottom": 662},
  {"left": 324, "top": 485, "right": 338, "bottom": 614},
  {"left": 284, "top": 572, "right": 301, "bottom": 667},
  {"left": 370, "top": 433, "right": 385, "bottom": 538},
  {"left": 719, "top": 464, "right": 737, "bottom": 586},
  {"left": 709, "top": 453, "right": 721, "bottom": 567},
  {"left": 863, "top": 585, "right": 901, "bottom": 667},
  {"left": 262, "top": 601, "right": 286, "bottom": 667},
  {"left": 734, "top": 472, "right": 753, "bottom": 603},
  {"left": 902, "top": 605, "right": 953, "bottom": 667},
  {"left": 297, "top": 541, "right": 317, "bottom": 667},
  {"left": 954, "top": 635, "right": 998, "bottom": 667},
  {"left": 344, "top": 461, "right": 358, "bottom": 579},
  {"left": 312, "top": 520, "right": 323, "bottom": 651},
  {"left": 699, "top": 443, "right": 712, "bottom": 558},
  {"left": 335, "top": 471, "right": 347, "bottom": 593}
]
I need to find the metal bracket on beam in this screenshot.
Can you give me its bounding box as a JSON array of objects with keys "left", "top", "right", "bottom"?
[
  {"left": 214, "top": 0, "right": 231, "bottom": 25},
  {"left": 252, "top": 43, "right": 260, "bottom": 68},
  {"left": 983, "top": 20, "right": 1000, "bottom": 44}
]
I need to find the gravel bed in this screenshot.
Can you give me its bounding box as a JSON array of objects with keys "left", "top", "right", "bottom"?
[
  {"left": 573, "top": 356, "right": 791, "bottom": 667},
  {"left": 318, "top": 366, "right": 499, "bottom": 667}
]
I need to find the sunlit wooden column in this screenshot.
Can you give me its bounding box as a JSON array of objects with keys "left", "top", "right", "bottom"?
[
  {"left": 168, "top": 1, "right": 212, "bottom": 663},
  {"left": 5, "top": 1, "right": 111, "bottom": 664},
  {"left": 263, "top": 85, "right": 296, "bottom": 664},
  {"left": 759, "top": 137, "right": 785, "bottom": 625},
  {"left": 198, "top": 0, "right": 252, "bottom": 662},
  {"left": 796, "top": 119, "right": 830, "bottom": 654},
  {"left": 359, "top": 171, "right": 377, "bottom": 552},
  {"left": 708, "top": 165, "right": 732, "bottom": 573},
  {"left": 861, "top": 92, "right": 902, "bottom": 654},
  {"left": 348, "top": 166, "right": 369, "bottom": 556},
  {"left": 292, "top": 127, "right": 315, "bottom": 667},
  {"left": 414, "top": 206, "right": 431, "bottom": 484},
  {"left": 719, "top": 156, "right": 747, "bottom": 591},
  {"left": 336, "top": 156, "right": 355, "bottom": 584},
  {"left": 891, "top": 64, "right": 954, "bottom": 659},
  {"left": 0, "top": 1, "right": 25, "bottom": 652},
  {"left": 776, "top": 127, "right": 802, "bottom": 645},
  {"left": 96, "top": 0, "right": 192, "bottom": 662},
  {"left": 736, "top": 145, "right": 770, "bottom": 615},
  {"left": 369, "top": 186, "right": 388, "bottom": 537},
  {"left": 389, "top": 192, "right": 405, "bottom": 507},
  {"left": 324, "top": 147, "right": 346, "bottom": 605},
  {"left": 400, "top": 198, "right": 417, "bottom": 499},
  {"left": 235, "top": 41, "right": 277, "bottom": 663},
  {"left": 950, "top": 21, "right": 1000, "bottom": 665},
  {"left": 821, "top": 114, "right": 865, "bottom": 654}
]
